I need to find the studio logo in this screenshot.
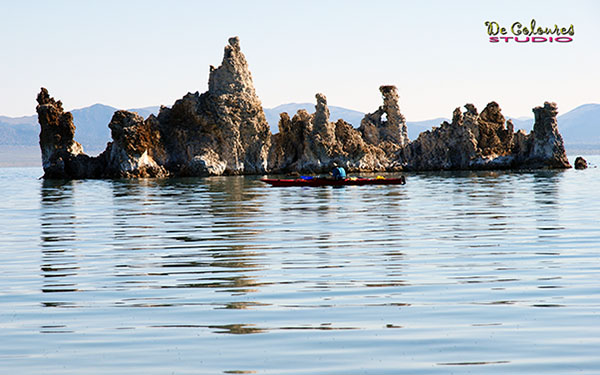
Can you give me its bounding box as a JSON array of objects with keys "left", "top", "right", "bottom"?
[{"left": 485, "top": 19, "right": 574, "bottom": 43}]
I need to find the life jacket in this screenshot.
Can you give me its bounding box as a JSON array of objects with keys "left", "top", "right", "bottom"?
[{"left": 332, "top": 167, "right": 346, "bottom": 180}]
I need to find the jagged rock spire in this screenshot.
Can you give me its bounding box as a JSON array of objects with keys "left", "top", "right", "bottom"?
[
  {"left": 359, "top": 85, "right": 408, "bottom": 147},
  {"left": 313, "top": 93, "right": 334, "bottom": 143},
  {"left": 379, "top": 85, "right": 408, "bottom": 146},
  {"left": 161, "top": 36, "right": 271, "bottom": 175},
  {"left": 36, "top": 87, "right": 84, "bottom": 177},
  {"left": 208, "top": 36, "right": 257, "bottom": 98},
  {"left": 530, "top": 102, "right": 570, "bottom": 168},
  {"left": 477, "top": 101, "right": 513, "bottom": 156}
]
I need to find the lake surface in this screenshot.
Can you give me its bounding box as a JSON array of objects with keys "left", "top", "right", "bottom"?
[{"left": 1, "top": 156, "right": 599, "bottom": 374}]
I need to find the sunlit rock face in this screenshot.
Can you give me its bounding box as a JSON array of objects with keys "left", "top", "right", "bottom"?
[
  {"left": 157, "top": 36, "right": 271, "bottom": 176},
  {"left": 525, "top": 101, "right": 570, "bottom": 168},
  {"left": 36, "top": 37, "right": 570, "bottom": 179}
]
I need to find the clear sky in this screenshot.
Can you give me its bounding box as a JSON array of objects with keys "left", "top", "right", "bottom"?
[{"left": 1, "top": 0, "right": 598, "bottom": 120}]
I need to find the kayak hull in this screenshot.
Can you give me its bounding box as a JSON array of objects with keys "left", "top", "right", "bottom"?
[{"left": 261, "top": 176, "right": 406, "bottom": 187}]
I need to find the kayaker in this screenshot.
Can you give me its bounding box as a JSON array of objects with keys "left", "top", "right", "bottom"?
[{"left": 331, "top": 166, "right": 346, "bottom": 180}]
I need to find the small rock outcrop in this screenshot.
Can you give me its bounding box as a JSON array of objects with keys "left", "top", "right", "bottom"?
[
  {"left": 37, "top": 36, "right": 572, "bottom": 179},
  {"left": 574, "top": 156, "right": 588, "bottom": 170}
]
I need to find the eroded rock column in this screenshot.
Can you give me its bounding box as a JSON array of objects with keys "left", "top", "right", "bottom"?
[
  {"left": 359, "top": 85, "right": 408, "bottom": 148},
  {"left": 36, "top": 88, "right": 87, "bottom": 178}
]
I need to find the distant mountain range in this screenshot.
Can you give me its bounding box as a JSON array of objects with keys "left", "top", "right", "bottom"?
[{"left": 1, "top": 102, "right": 598, "bottom": 153}]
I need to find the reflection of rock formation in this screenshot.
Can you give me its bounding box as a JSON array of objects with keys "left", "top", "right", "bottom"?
[
  {"left": 40, "top": 180, "right": 80, "bottom": 304},
  {"left": 37, "top": 36, "right": 571, "bottom": 179},
  {"left": 532, "top": 171, "right": 562, "bottom": 239},
  {"left": 109, "top": 177, "right": 267, "bottom": 297},
  {"left": 206, "top": 323, "right": 265, "bottom": 334}
]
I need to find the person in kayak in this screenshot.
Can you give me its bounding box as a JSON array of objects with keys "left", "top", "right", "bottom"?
[{"left": 331, "top": 166, "right": 346, "bottom": 180}]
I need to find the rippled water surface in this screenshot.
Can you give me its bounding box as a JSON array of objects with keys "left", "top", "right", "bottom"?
[{"left": 2, "top": 157, "right": 600, "bottom": 374}]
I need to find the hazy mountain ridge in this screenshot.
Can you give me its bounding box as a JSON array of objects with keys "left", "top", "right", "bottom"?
[{"left": 1, "top": 103, "right": 598, "bottom": 151}]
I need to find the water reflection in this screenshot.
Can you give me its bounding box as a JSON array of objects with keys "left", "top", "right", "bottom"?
[
  {"left": 407, "top": 171, "right": 515, "bottom": 249},
  {"left": 151, "top": 322, "right": 360, "bottom": 335},
  {"left": 418, "top": 170, "right": 567, "bottom": 249},
  {"left": 107, "top": 176, "right": 269, "bottom": 309},
  {"left": 37, "top": 170, "right": 566, "bottom": 310},
  {"left": 39, "top": 180, "right": 80, "bottom": 304},
  {"left": 263, "top": 182, "right": 411, "bottom": 305},
  {"left": 38, "top": 176, "right": 274, "bottom": 308},
  {"left": 532, "top": 171, "right": 563, "bottom": 237},
  {"left": 22, "top": 163, "right": 600, "bottom": 373}
]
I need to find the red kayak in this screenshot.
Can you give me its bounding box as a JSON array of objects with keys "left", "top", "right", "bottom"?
[{"left": 261, "top": 176, "right": 406, "bottom": 187}]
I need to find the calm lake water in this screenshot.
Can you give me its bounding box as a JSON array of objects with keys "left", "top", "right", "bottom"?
[{"left": 1, "top": 156, "right": 599, "bottom": 374}]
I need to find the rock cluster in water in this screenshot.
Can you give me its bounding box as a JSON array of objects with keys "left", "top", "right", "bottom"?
[
  {"left": 268, "top": 86, "right": 406, "bottom": 173},
  {"left": 574, "top": 156, "right": 588, "bottom": 170},
  {"left": 404, "top": 100, "right": 570, "bottom": 170},
  {"left": 36, "top": 36, "right": 571, "bottom": 179}
]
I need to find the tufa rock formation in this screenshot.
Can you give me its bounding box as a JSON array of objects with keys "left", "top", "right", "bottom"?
[
  {"left": 527, "top": 102, "right": 570, "bottom": 168},
  {"left": 267, "top": 90, "right": 402, "bottom": 173},
  {"left": 104, "top": 111, "right": 168, "bottom": 178},
  {"left": 37, "top": 36, "right": 571, "bottom": 179},
  {"left": 37, "top": 36, "right": 271, "bottom": 179},
  {"left": 404, "top": 101, "right": 571, "bottom": 170},
  {"left": 37, "top": 88, "right": 106, "bottom": 178},
  {"left": 156, "top": 36, "right": 271, "bottom": 176},
  {"left": 359, "top": 85, "right": 409, "bottom": 150},
  {"left": 37, "top": 88, "right": 80, "bottom": 177},
  {"left": 36, "top": 89, "right": 168, "bottom": 179}
]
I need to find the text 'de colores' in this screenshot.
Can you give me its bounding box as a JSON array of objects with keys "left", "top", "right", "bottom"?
[{"left": 485, "top": 19, "right": 574, "bottom": 43}]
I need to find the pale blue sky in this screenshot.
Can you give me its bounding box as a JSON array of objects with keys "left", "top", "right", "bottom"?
[{"left": 1, "top": 0, "right": 598, "bottom": 120}]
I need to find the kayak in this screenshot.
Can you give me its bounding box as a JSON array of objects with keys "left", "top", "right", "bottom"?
[{"left": 261, "top": 176, "right": 406, "bottom": 187}]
